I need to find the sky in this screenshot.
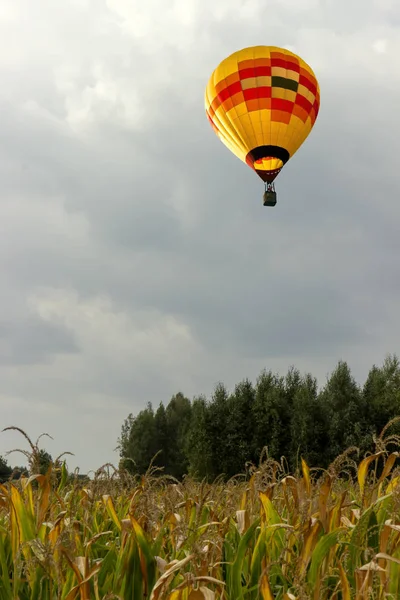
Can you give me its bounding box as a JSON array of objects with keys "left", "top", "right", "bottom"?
[{"left": 0, "top": 0, "right": 399, "bottom": 474}]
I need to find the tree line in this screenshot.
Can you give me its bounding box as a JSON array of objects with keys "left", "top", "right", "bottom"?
[
  {"left": 117, "top": 354, "right": 400, "bottom": 481},
  {"left": 2, "top": 354, "right": 400, "bottom": 483}
]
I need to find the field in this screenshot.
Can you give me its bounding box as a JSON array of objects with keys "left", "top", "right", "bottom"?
[{"left": 1, "top": 427, "right": 400, "bottom": 599}]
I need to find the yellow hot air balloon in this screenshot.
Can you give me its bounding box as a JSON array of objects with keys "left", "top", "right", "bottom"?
[{"left": 205, "top": 45, "right": 320, "bottom": 206}]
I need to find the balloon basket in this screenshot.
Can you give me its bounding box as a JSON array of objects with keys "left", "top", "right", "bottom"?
[{"left": 263, "top": 183, "right": 277, "bottom": 207}]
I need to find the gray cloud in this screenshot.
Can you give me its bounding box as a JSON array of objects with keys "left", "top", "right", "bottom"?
[
  {"left": 0, "top": 0, "right": 399, "bottom": 472},
  {"left": 0, "top": 317, "right": 78, "bottom": 365}
]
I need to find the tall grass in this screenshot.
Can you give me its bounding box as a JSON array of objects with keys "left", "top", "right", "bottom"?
[{"left": 1, "top": 421, "right": 400, "bottom": 599}]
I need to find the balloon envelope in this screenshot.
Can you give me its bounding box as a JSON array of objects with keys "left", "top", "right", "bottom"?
[{"left": 205, "top": 46, "right": 320, "bottom": 183}]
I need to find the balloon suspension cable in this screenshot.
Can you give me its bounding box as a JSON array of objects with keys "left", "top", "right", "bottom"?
[{"left": 264, "top": 182, "right": 275, "bottom": 193}]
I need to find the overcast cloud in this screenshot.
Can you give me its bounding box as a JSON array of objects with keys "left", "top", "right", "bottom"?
[{"left": 0, "top": 0, "right": 399, "bottom": 473}]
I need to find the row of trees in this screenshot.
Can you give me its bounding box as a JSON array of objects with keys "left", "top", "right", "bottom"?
[{"left": 117, "top": 354, "right": 400, "bottom": 481}]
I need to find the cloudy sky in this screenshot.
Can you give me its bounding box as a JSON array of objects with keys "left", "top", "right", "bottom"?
[{"left": 0, "top": 0, "right": 399, "bottom": 473}]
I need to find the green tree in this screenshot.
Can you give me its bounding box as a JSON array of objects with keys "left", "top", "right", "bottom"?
[
  {"left": 0, "top": 455, "right": 12, "bottom": 483},
  {"left": 224, "top": 378, "right": 255, "bottom": 477},
  {"left": 117, "top": 413, "right": 135, "bottom": 461},
  {"left": 363, "top": 354, "right": 400, "bottom": 441},
  {"left": 207, "top": 382, "right": 231, "bottom": 478},
  {"left": 165, "top": 392, "right": 192, "bottom": 479},
  {"left": 251, "top": 370, "right": 284, "bottom": 463},
  {"left": 116, "top": 355, "right": 400, "bottom": 482},
  {"left": 185, "top": 395, "right": 213, "bottom": 480},
  {"left": 289, "top": 372, "right": 328, "bottom": 469},
  {"left": 281, "top": 367, "right": 303, "bottom": 462},
  {"left": 153, "top": 402, "right": 169, "bottom": 469},
  {"left": 319, "top": 360, "right": 368, "bottom": 464},
  {"left": 117, "top": 402, "right": 157, "bottom": 475}
]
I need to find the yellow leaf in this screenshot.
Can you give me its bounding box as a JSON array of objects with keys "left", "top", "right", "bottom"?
[
  {"left": 282, "top": 476, "right": 299, "bottom": 511},
  {"left": 378, "top": 453, "right": 399, "bottom": 486},
  {"left": 379, "top": 521, "right": 394, "bottom": 554},
  {"left": 260, "top": 572, "right": 274, "bottom": 600},
  {"left": 240, "top": 488, "right": 248, "bottom": 511},
  {"left": 386, "top": 475, "right": 400, "bottom": 494},
  {"left": 357, "top": 452, "right": 384, "bottom": 498},
  {"left": 318, "top": 475, "right": 331, "bottom": 532},
  {"left": 328, "top": 491, "right": 346, "bottom": 532},
  {"left": 259, "top": 491, "right": 281, "bottom": 526},
  {"left": 102, "top": 494, "right": 121, "bottom": 530},
  {"left": 338, "top": 561, "right": 351, "bottom": 600},
  {"left": 301, "top": 458, "right": 311, "bottom": 497},
  {"left": 298, "top": 520, "right": 322, "bottom": 578},
  {"left": 9, "top": 484, "right": 35, "bottom": 561}
]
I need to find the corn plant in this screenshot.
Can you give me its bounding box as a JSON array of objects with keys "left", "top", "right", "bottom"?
[{"left": 1, "top": 424, "right": 400, "bottom": 598}]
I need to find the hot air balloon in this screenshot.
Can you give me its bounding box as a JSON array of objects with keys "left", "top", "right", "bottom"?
[{"left": 205, "top": 46, "right": 320, "bottom": 206}]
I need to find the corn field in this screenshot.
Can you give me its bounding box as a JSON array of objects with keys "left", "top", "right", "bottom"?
[{"left": 1, "top": 426, "right": 400, "bottom": 599}]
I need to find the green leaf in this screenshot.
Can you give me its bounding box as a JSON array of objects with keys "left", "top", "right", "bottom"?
[
  {"left": 307, "top": 528, "right": 343, "bottom": 588},
  {"left": 230, "top": 518, "right": 260, "bottom": 599}
]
